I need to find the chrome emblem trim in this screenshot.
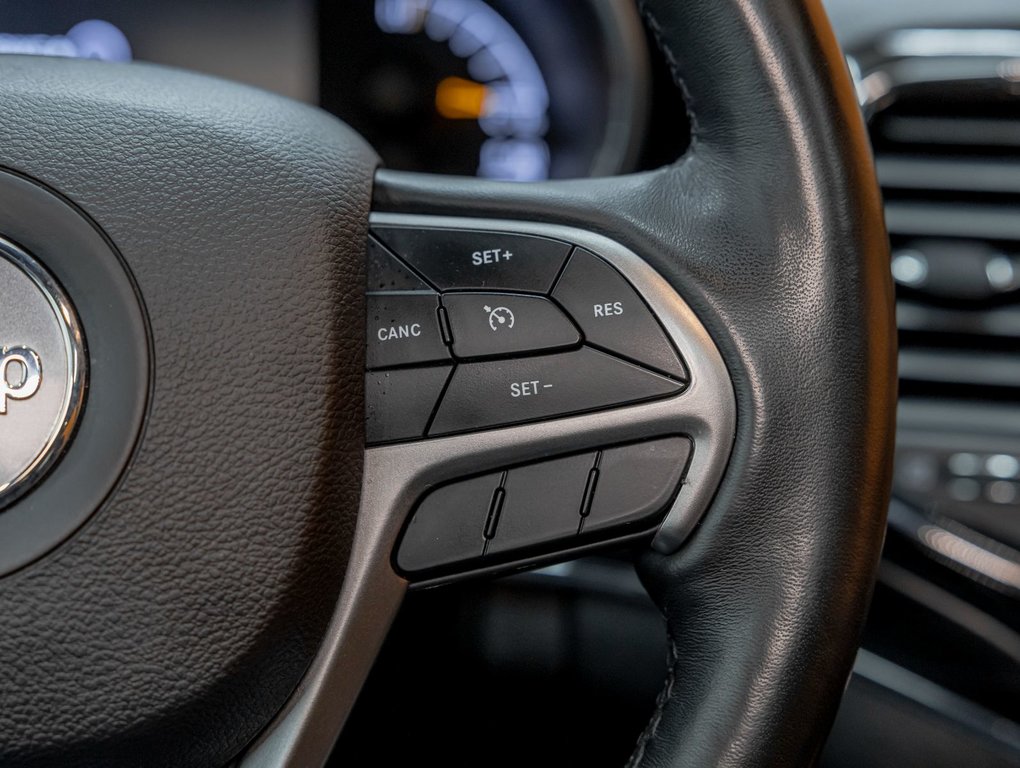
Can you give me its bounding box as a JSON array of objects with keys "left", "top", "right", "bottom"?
[{"left": 0, "top": 236, "right": 86, "bottom": 509}]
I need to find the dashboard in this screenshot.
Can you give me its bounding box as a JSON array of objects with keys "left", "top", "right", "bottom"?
[
  {"left": 2, "top": 1, "right": 1018, "bottom": 766},
  {"left": 0, "top": 0, "right": 656, "bottom": 180}
]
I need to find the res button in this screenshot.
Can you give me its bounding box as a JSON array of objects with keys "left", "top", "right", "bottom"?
[
  {"left": 372, "top": 227, "right": 570, "bottom": 293},
  {"left": 553, "top": 248, "right": 687, "bottom": 380}
]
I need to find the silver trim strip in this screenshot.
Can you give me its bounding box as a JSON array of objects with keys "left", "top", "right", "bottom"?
[
  {"left": 853, "top": 647, "right": 1020, "bottom": 753},
  {"left": 0, "top": 236, "right": 86, "bottom": 509},
  {"left": 240, "top": 215, "right": 735, "bottom": 767},
  {"left": 847, "top": 28, "right": 1020, "bottom": 120}
]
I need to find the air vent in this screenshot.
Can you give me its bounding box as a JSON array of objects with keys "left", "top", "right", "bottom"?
[{"left": 871, "top": 89, "right": 1020, "bottom": 399}]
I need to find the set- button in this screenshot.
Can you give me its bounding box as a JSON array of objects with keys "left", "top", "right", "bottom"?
[{"left": 429, "top": 347, "right": 680, "bottom": 436}]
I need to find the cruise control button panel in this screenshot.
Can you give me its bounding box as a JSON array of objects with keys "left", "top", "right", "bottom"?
[
  {"left": 363, "top": 225, "right": 692, "bottom": 446},
  {"left": 442, "top": 292, "right": 580, "bottom": 359},
  {"left": 395, "top": 438, "right": 691, "bottom": 575}
]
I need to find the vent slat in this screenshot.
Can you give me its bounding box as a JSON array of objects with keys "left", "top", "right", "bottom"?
[
  {"left": 898, "top": 301, "right": 1020, "bottom": 339},
  {"left": 877, "top": 156, "right": 1020, "bottom": 195},
  {"left": 886, "top": 202, "right": 1020, "bottom": 240},
  {"left": 900, "top": 349, "right": 1020, "bottom": 389},
  {"left": 880, "top": 116, "right": 1020, "bottom": 148}
]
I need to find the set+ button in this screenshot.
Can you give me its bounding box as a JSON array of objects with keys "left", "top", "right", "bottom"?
[{"left": 373, "top": 226, "right": 571, "bottom": 293}]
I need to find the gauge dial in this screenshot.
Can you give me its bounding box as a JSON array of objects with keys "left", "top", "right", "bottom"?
[
  {"left": 376, "top": 0, "right": 551, "bottom": 180},
  {"left": 321, "top": 0, "right": 649, "bottom": 180}
]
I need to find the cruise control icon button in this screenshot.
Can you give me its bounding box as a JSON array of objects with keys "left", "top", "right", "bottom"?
[
  {"left": 428, "top": 346, "right": 683, "bottom": 436},
  {"left": 443, "top": 292, "right": 579, "bottom": 359},
  {"left": 0, "top": 238, "right": 86, "bottom": 509}
]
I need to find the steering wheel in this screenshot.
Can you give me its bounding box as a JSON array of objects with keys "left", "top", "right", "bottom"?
[{"left": 0, "top": 0, "right": 896, "bottom": 766}]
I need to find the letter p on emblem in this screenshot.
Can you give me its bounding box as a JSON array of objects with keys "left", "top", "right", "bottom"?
[{"left": 0, "top": 346, "right": 42, "bottom": 414}]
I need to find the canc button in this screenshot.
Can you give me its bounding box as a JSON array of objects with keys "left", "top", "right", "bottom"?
[
  {"left": 553, "top": 248, "right": 687, "bottom": 379},
  {"left": 443, "top": 292, "right": 580, "bottom": 359},
  {"left": 367, "top": 294, "right": 450, "bottom": 369}
]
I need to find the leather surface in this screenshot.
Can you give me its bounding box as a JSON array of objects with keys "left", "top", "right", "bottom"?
[
  {"left": 373, "top": 0, "right": 897, "bottom": 765},
  {"left": 0, "top": 57, "right": 375, "bottom": 766}
]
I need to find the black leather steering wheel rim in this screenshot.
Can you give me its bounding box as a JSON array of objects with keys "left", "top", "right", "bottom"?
[
  {"left": 0, "top": 0, "right": 894, "bottom": 766},
  {"left": 373, "top": 0, "right": 896, "bottom": 764}
]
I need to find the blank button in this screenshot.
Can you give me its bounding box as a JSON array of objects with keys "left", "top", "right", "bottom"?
[{"left": 583, "top": 438, "right": 691, "bottom": 534}]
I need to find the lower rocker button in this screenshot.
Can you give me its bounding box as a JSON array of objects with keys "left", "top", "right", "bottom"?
[
  {"left": 428, "top": 347, "right": 683, "bottom": 436},
  {"left": 396, "top": 473, "right": 501, "bottom": 573}
]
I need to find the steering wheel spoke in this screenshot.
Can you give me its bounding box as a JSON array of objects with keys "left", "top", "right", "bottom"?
[{"left": 241, "top": 193, "right": 737, "bottom": 766}]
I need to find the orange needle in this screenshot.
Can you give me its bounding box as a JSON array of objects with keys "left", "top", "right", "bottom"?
[{"left": 435, "top": 76, "right": 488, "bottom": 119}]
